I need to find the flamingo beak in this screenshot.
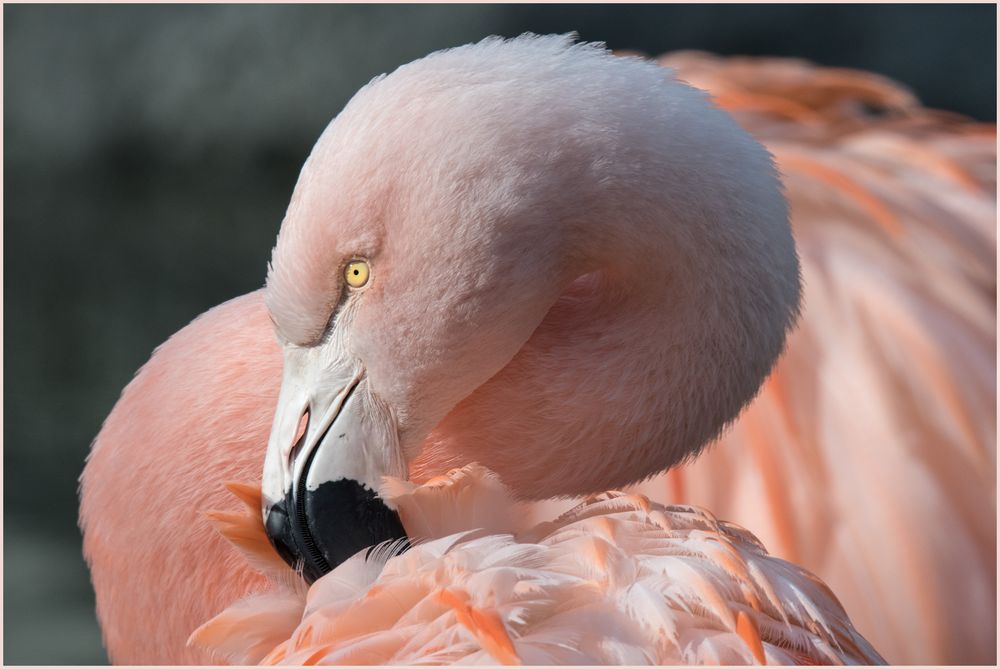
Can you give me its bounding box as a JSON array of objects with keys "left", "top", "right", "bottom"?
[{"left": 261, "top": 352, "right": 408, "bottom": 584}]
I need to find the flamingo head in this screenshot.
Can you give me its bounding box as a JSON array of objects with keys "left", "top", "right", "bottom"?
[{"left": 261, "top": 35, "right": 801, "bottom": 582}]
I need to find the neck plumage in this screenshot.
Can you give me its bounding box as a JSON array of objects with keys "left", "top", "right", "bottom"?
[{"left": 413, "top": 166, "right": 801, "bottom": 499}]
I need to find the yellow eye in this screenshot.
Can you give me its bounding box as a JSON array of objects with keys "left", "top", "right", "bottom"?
[{"left": 344, "top": 260, "right": 370, "bottom": 288}]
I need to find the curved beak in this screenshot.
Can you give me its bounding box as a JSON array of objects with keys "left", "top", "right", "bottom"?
[{"left": 261, "top": 347, "right": 408, "bottom": 583}]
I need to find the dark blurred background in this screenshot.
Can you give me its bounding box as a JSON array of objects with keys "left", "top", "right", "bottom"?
[{"left": 3, "top": 4, "right": 995, "bottom": 664}]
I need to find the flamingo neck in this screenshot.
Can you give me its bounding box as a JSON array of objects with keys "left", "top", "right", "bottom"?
[{"left": 413, "top": 186, "right": 800, "bottom": 499}]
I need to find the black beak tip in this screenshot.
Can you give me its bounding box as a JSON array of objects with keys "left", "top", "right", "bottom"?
[
  {"left": 263, "top": 500, "right": 300, "bottom": 570},
  {"left": 264, "top": 479, "right": 409, "bottom": 584}
]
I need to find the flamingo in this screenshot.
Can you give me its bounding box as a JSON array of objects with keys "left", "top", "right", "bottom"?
[{"left": 78, "top": 35, "right": 988, "bottom": 665}]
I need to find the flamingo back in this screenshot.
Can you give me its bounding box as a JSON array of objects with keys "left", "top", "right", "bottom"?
[{"left": 635, "top": 51, "right": 996, "bottom": 665}]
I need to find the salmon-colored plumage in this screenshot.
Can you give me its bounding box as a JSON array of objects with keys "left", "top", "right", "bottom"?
[
  {"left": 190, "top": 466, "right": 884, "bottom": 665},
  {"left": 80, "top": 38, "right": 994, "bottom": 665},
  {"left": 632, "top": 51, "right": 996, "bottom": 665}
]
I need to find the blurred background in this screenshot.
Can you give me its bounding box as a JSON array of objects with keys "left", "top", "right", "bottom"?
[{"left": 3, "top": 4, "right": 995, "bottom": 664}]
